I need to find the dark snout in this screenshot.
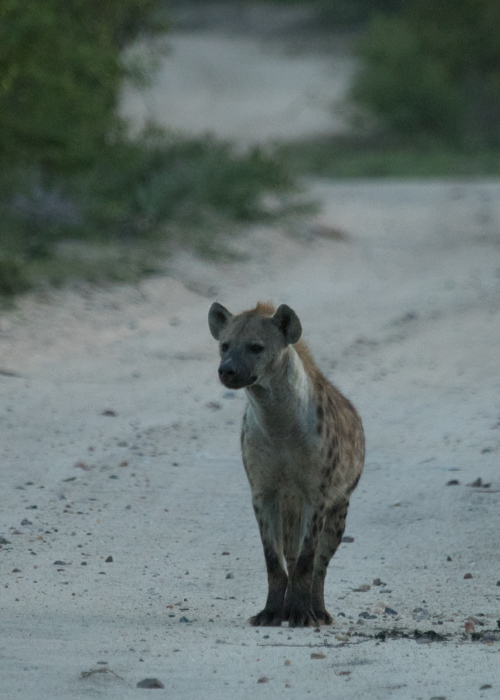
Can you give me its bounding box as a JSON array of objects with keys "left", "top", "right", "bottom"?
[{"left": 218, "top": 355, "right": 256, "bottom": 390}]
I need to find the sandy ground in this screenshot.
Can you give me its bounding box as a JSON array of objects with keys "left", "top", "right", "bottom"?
[
  {"left": 121, "top": 19, "right": 356, "bottom": 144},
  {"left": 2, "top": 14, "right": 500, "bottom": 700}
]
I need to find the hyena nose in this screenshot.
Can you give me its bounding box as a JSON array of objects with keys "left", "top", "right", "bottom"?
[{"left": 218, "top": 362, "right": 236, "bottom": 381}]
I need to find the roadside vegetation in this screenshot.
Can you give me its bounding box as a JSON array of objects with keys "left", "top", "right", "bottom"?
[
  {"left": 284, "top": 0, "right": 500, "bottom": 178},
  {"left": 0, "top": 0, "right": 298, "bottom": 299},
  {"left": 1, "top": 0, "right": 499, "bottom": 299}
]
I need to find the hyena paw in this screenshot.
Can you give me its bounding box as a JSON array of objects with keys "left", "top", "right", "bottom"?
[
  {"left": 287, "top": 607, "right": 319, "bottom": 628},
  {"left": 313, "top": 608, "right": 334, "bottom": 626},
  {"left": 249, "top": 608, "right": 283, "bottom": 627}
]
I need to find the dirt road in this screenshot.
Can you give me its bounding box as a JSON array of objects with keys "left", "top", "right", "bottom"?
[{"left": 2, "top": 16, "right": 500, "bottom": 700}]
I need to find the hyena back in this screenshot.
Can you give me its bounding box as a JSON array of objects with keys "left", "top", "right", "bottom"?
[{"left": 208, "top": 301, "right": 365, "bottom": 627}]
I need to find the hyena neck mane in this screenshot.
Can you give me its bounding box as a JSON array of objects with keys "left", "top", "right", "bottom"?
[{"left": 245, "top": 339, "right": 322, "bottom": 441}]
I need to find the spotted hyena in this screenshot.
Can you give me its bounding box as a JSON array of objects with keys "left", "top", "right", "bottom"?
[{"left": 208, "top": 301, "right": 365, "bottom": 627}]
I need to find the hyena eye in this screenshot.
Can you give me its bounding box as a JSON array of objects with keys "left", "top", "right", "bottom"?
[
  {"left": 249, "top": 343, "right": 264, "bottom": 354},
  {"left": 221, "top": 342, "right": 229, "bottom": 352}
]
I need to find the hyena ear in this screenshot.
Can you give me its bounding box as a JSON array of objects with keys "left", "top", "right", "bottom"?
[
  {"left": 272, "top": 304, "right": 302, "bottom": 345},
  {"left": 208, "top": 302, "right": 233, "bottom": 340}
]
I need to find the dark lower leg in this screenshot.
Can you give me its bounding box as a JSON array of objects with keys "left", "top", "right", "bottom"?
[
  {"left": 286, "top": 542, "right": 318, "bottom": 627},
  {"left": 249, "top": 544, "right": 288, "bottom": 626}
]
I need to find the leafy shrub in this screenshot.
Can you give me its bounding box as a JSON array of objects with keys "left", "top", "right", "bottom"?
[
  {"left": 0, "top": 0, "right": 168, "bottom": 174},
  {"left": 0, "top": 254, "right": 31, "bottom": 296},
  {"left": 351, "top": 15, "right": 460, "bottom": 140},
  {"left": 0, "top": 1, "right": 298, "bottom": 295},
  {"left": 350, "top": 0, "right": 500, "bottom": 145},
  {"left": 77, "top": 128, "right": 296, "bottom": 240}
]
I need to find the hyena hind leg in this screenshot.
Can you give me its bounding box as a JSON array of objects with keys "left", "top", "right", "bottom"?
[{"left": 311, "top": 500, "right": 350, "bottom": 625}]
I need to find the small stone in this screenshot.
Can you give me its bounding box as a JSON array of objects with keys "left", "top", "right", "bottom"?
[
  {"left": 53, "top": 561, "right": 66, "bottom": 566},
  {"left": 412, "top": 607, "right": 430, "bottom": 621},
  {"left": 446, "top": 480, "right": 460, "bottom": 486},
  {"left": 12, "top": 568, "right": 21, "bottom": 573},
  {"left": 21, "top": 519, "right": 32, "bottom": 526},
  {"left": 496, "top": 581, "right": 500, "bottom": 587},
  {"left": 136, "top": 678, "right": 164, "bottom": 689},
  {"left": 354, "top": 584, "right": 371, "bottom": 592},
  {"left": 101, "top": 410, "right": 117, "bottom": 417},
  {"left": 225, "top": 573, "right": 234, "bottom": 579},
  {"left": 0, "top": 537, "right": 10, "bottom": 544},
  {"left": 179, "top": 616, "right": 189, "bottom": 623},
  {"left": 221, "top": 551, "right": 230, "bottom": 555},
  {"left": 372, "top": 578, "right": 384, "bottom": 586},
  {"left": 310, "top": 653, "right": 326, "bottom": 659},
  {"left": 105, "top": 556, "right": 113, "bottom": 563},
  {"left": 467, "top": 477, "right": 491, "bottom": 488},
  {"left": 464, "top": 573, "right": 473, "bottom": 579},
  {"left": 384, "top": 607, "right": 398, "bottom": 616},
  {"left": 447, "top": 556, "right": 452, "bottom": 561},
  {"left": 342, "top": 536, "right": 354, "bottom": 543},
  {"left": 359, "top": 611, "right": 376, "bottom": 619},
  {"left": 480, "top": 686, "right": 492, "bottom": 691},
  {"left": 465, "top": 621, "right": 475, "bottom": 634},
  {"left": 257, "top": 676, "right": 269, "bottom": 683},
  {"left": 284, "top": 660, "right": 291, "bottom": 666}
]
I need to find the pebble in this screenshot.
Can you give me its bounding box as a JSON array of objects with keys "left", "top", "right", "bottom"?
[
  {"left": 105, "top": 556, "right": 113, "bottom": 563},
  {"left": 413, "top": 607, "right": 430, "bottom": 621},
  {"left": 257, "top": 677, "right": 269, "bottom": 683},
  {"left": 226, "top": 573, "right": 234, "bottom": 579},
  {"left": 359, "top": 612, "right": 376, "bottom": 619},
  {"left": 179, "top": 616, "right": 190, "bottom": 623},
  {"left": 136, "top": 678, "right": 164, "bottom": 689},
  {"left": 384, "top": 607, "right": 398, "bottom": 616},
  {"left": 464, "top": 573, "right": 473, "bottom": 579},
  {"left": 53, "top": 561, "right": 66, "bottom": 566}
]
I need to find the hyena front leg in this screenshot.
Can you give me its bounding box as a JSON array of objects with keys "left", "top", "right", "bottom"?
[
  {"left": 285, "top": 502, "right": 327, "bottom": 627},
  {"left": 311, "top": 500, "right": 350, "bottom": 625},
  {"left": 249, "top": 495, "right": 288, "bottom": 627}
]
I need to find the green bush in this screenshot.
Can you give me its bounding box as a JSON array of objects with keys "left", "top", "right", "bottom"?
[
  {"left": 76, "top": 127, "right": 297, "bottom": 240},
  {"left": 350, "top": 0, "right": 500, "bottom": 145},
  {"left": 0, "top": 253, "right": 32, "bottom": 296},
  {"left": 0, "top": 128, "right": 297, "bottom": 272},
  {"left": 0, "top": 0, "right": 168, "bottom": 174},
  {"left": 0, "top": 1, "right": 299, "bottom": 295}
]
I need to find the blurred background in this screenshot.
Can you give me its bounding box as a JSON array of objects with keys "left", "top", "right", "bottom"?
[{"left": 1, "top": 0, "right": 499, "bottom": 299}]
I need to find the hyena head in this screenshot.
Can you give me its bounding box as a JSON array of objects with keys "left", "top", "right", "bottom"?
[{"left": 208, "top": 302, "right": 302, "bottom": 390}]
